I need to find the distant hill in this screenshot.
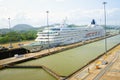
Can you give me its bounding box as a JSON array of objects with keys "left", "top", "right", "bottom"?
[
  {"left": 1, "top": 24, "right": 119, "bottom": 34},
  {"left": 12, "top": 24, "right": 34, "bottom": 31},
  {"left": 0, "top": 24, "right": 40, "bottom": 34}
]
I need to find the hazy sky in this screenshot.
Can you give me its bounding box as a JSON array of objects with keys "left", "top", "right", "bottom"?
[{"left": 0, "top": 0, "right": 120, "bottom": 28}]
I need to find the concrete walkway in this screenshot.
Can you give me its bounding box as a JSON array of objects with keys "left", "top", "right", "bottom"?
[
  {"left": 68, "top": 44, "right": 120, "bottom": 80},
  {"left": 99, "top": 51, "right": 120, "bottom": 80}
]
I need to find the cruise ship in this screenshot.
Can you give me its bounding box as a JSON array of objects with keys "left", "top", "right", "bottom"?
[
  {"left": 23, "top": 19, "right": 105, "bottom": 52},
  {"left": 35, "top": 19, "right": 105, "bottom": 45}
]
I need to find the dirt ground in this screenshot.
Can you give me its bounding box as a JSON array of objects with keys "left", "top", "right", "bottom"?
[{"left": 0, "top": 40, "right": 34, "bottom": 48}]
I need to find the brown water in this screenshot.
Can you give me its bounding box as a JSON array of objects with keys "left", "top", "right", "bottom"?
[
  {"left": 0, "top": 34, "right": 120, "bottom": 80},
  {"left": 0, "top": 68, "right": 56, "bottom": 80}
]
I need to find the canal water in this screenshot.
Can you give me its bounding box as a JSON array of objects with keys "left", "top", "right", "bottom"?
[{"left": 0, "top": 34, "right": 120, "bottom": 80}]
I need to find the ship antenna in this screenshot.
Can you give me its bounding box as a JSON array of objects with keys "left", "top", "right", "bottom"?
[{"left": 63, "top": 17, "right": 68, "bottom": 26}]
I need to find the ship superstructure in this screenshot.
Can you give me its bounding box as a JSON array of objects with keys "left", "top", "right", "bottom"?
[{"left": 35, "top": 19, "right": 105, "bottom": 46}]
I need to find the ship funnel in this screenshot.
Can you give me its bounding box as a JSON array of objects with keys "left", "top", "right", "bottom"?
[{"left": 91, "top": 19, "right": 96, "bottom": 25}]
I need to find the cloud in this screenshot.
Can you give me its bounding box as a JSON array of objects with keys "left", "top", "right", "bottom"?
[
  {"left": 0, "top": 6, "right": 17, "bottom": 19},
  {"left": 107, "top": 8, "right": 120, "bottom": 14},
  {"left": 66, "top": 9, "right": 102, "bottom": 24},
  {"left": 67, "top": 8, "right": 120, "bottom": 25},
  {"left": 107, "top": 8, "right": 120, "bottom": 18},
  {"left": 69, "top": 9, "right": 103, "bottom": 18},
  {"left": 0, "top": 6, "right": 18, "bottom": 28},
  {"left": 0, "top": 0, "right": 3, "bottom": 1},
  {"left": 55, "top": 0, "right": 66, "bottom": 2},
  {"left": 0, "top": 7, "right": 120, "bottom": 29}
]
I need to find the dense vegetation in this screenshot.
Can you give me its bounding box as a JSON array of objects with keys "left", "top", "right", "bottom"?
[{"left": 0, "top": 30, "right": 37, "bottom": 44}]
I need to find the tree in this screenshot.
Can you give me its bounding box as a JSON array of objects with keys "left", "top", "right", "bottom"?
[{"left": 0, "top": 30, "right": 37, "bottom": 44}]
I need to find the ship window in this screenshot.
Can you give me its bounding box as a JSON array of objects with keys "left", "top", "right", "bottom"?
[{"left": 51, "top": 28, "right": 60, "bottom": 31}]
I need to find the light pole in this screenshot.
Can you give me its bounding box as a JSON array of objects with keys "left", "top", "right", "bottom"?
[
  {"left": 8, "top": 17, "right": 13, "bottom": 49},
  {"left": 103, "top": 2, "right": 107, "bottom": 54},
  {"left": 46, "top": 11, "right": 50, "bottom": 53}
]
